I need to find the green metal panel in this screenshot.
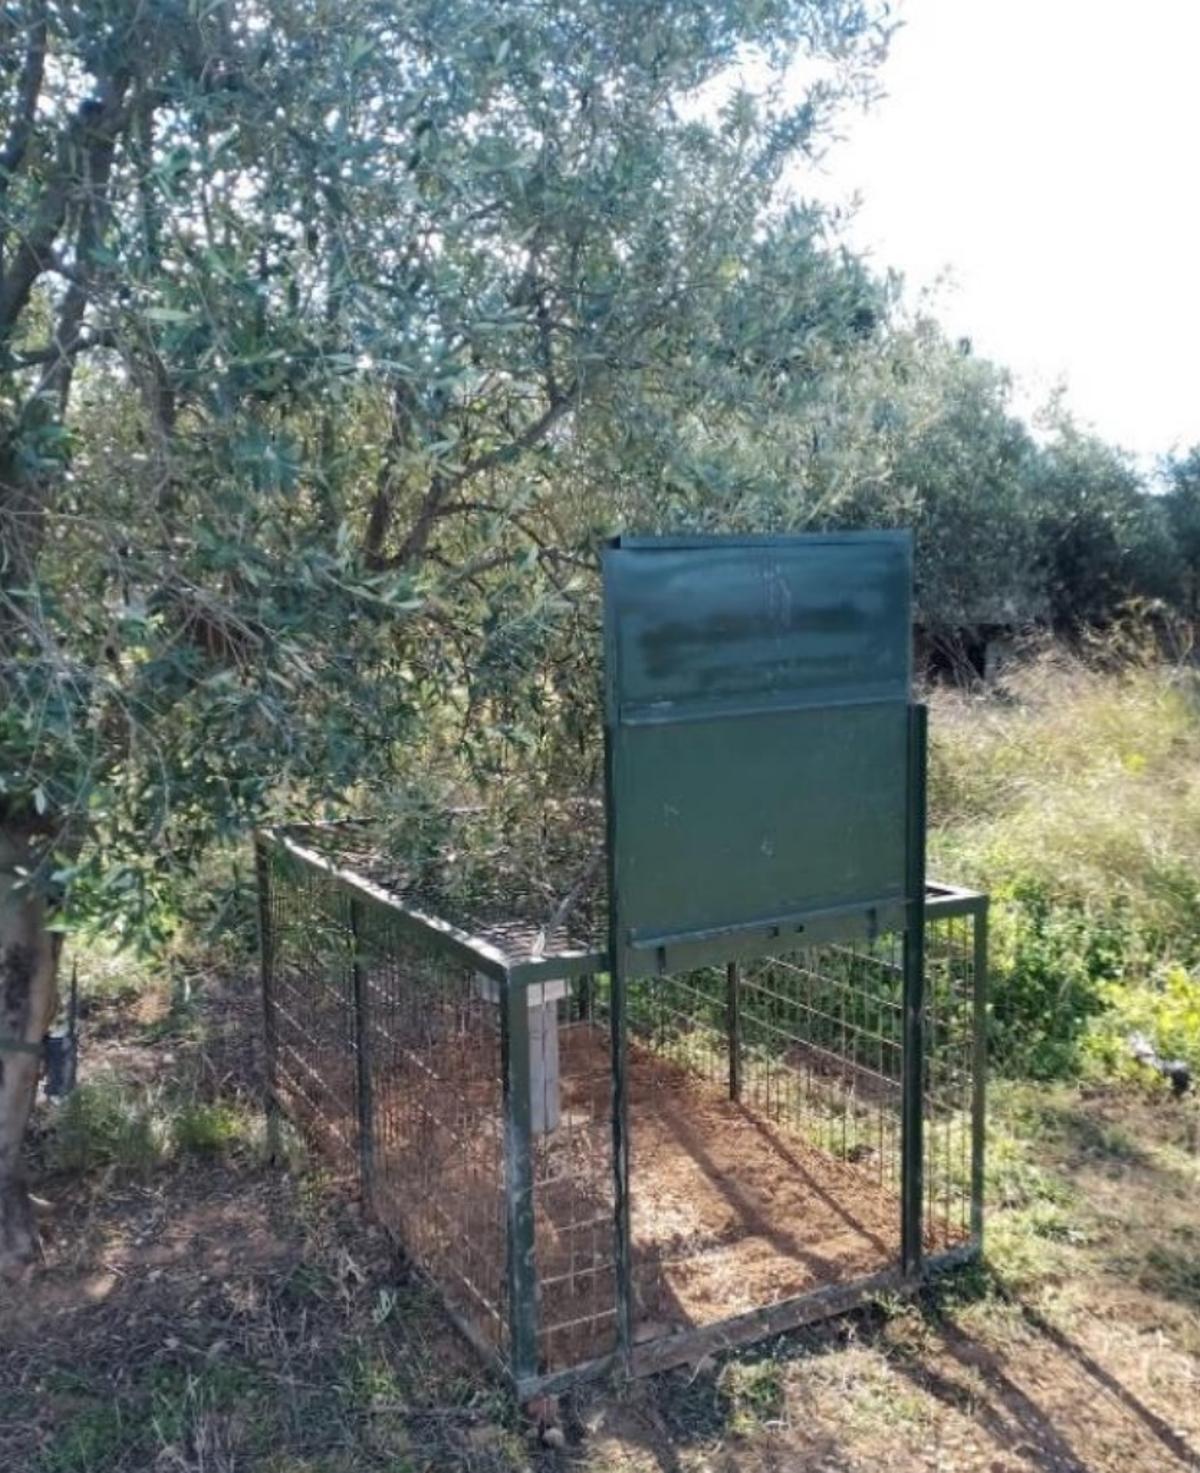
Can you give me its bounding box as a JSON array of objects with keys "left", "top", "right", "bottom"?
[{"left": 603, "top": 533, "right": 915, "bottom": 975}]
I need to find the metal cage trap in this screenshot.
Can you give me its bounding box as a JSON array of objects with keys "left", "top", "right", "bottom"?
[{"left": 256, "top": 533, "right": 987, "bottom": 1398}]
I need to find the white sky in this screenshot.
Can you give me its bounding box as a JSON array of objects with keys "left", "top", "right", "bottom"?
[{"left": 797, "top": 0, "right": 1200, "bottom": 463}]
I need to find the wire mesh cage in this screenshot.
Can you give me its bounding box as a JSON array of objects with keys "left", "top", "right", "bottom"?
[{"left": 257, "top": 826, "right": 986, "bottom": 1397}]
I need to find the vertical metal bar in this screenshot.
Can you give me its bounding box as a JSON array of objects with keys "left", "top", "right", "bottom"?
[
  {"left": 349, "top": 896, "right": 374, "bottom": 1206},
  {"left": 901, "top": 704, "right": 928, "bottom": 1278},
  {"left": 605, "top": 721, "right": 635, "bottom": 1366},
  {"left": 576, "top": 972, "right": 595, "bottom": 1024},
  {"left": 255, "top": 836, "right": 282, "bottom": 1164},
  {"left": 727, "top": 961, "right": 742, "bottom": 1101},
  {"left": 501, "top": 972, "right": 539, "bottom": 1383},
  {"left": 970, "top": 897, "right": 989, "bottom": 1248},
  {"left": 602, "top": 543, "right": 635, "bottom": 1368}
]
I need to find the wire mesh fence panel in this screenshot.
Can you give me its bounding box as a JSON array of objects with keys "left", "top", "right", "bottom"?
[
  {"left": 740, "top": 941, "right": 906, "bottom": 1196},
  {"left": 355, "top": 901, "right": 510, "bottom": 1367},
  {"left": 265, "top": 846, "right": 359, "bottom": 1175},
  {"left": 261, "top": 830, "right": 985, "bottom": 1389},
  {"left": 525, "top": 980, "right": 619, "bottom": 1374},
  {"left": 614, "top": 949, "right": 905, "bottom": 1338},
  {"left": 923, "top": 912, "right": 980, "bottom": 1250}
]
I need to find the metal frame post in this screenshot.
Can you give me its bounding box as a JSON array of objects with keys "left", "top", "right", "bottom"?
[
  {"left": 727, "top": 961, "right": 742, "bottom": 1101},
  {"left": 501, "top": 972, "right": 540, "bottom": 1383},
  {"left": 604, "top": 720, "right": 635, "bottom": 1367},
  {"left": 970, "top": 897, "right": 989, "bottom": 1247},
  {"left": 255, "top": 837, "right": 282, "bottom": 1164},
  {"left": 349, "top": 897, "right": 375, "bottom": 1206},
  {"left": 901, "top": 705, "right": 928, "bottom": 1278}
]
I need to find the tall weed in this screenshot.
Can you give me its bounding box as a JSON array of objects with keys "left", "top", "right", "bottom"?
[{"left": 928, "top": 651, "right": 1200, "bottom": 1078}]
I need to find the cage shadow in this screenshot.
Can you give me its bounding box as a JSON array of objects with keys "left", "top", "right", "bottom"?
[{"left": 887, "top": 1301, "right": 1200, "bottom": 1472}]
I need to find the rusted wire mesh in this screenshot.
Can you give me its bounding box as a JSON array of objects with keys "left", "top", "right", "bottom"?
[
  {"left": 265, "top": 846, "right": 359, "bottom": 1170},
  {"left": 356, "top": 902, "right": 510, "bottom": 1365}
]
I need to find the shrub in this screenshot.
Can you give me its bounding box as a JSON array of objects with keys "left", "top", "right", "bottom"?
[
  {"left": 987, "top": 887, "right": 1127, "bottom": 1078},
  {"left": 1084, "top": 965, "right": 1200, "bottom": 1082},
  {"left": 47, "top": 1074, "right": 250, "bottom": 1175}
]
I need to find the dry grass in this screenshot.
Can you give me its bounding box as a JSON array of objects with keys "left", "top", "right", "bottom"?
[
  {"left": 928, "top": 650, "right": 1200, "bottom": 1079},
  {"left": 929, "top": 650, "right": 1200, "bottom": 930}
]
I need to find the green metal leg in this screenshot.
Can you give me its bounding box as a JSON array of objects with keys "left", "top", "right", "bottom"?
[
  {"left": 727, "top": 961, "right": 742, "bottom": 1101},
  {"left": 501, "top": 974, "right": 540, "bottom": 1382},
  {"left": 901, "top": 705, "right": 928, "bottom": 1278},
  {"left": 970, "top": 900, "right": 989, "bottom": 1248}
]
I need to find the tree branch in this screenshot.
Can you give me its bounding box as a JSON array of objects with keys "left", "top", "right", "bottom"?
[
  {"left": 0, "top": 71, "right": 130, "bottom": 350},
  {"left": 7, "top": 328, "right": 116, "bottom": 368},
  {"left": 382, "top": 386, "right": 577, "bottom": 571},
  {"left": 363, "top": 377, "right": 421, "bottom": 568},
  {"left": 0, "top": 0, "right": 48, "bottom": 193}
]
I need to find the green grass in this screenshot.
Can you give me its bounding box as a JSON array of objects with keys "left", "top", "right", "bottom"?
[
  {"left": 47, "top": 1072, "right": 254, "bottom": 1176},
  {"left": 37, "top": 1361, "right": 272, "bottom": 1473},
  {"left": 929, "top": 652, "right": 1200, "bottom": 1080},
  {"left": 718, "top": 1357, "right": 787, "bottom": 1436}
]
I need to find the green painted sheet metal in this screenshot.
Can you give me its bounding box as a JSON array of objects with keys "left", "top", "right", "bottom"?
[{"left": 602, "top": 532, "right": 915, "bottom": 976}]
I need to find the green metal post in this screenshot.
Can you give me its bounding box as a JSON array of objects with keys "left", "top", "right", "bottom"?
[
  {"left": 349, "top": 897, "right": 375, "bottom": 1206},
  {"left": 727, "top": 961, "right": 742, "bottom": 1101},
  {"left": 255, "top": 838, "right": 282, "bottom": 1164},
  {"left": 970, "top": 898, "right": 989, "bottom": 1247},
  {"left": 501, "top": 973, "right": 540, "bottom": 1383},
  {"left": 577, "top": 973, "right": 595, "bottom": 1024},
  {"left": 605, "top": 721, "right": 635, "bottom": 1367},
  {"left": 901, "top": 704, "right": 928, "bottom": 1278}
]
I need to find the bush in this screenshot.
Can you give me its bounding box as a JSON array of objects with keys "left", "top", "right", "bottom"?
[
  {"left": 49, "top": 1077, "right": 169, "bottom": 1175},
  {"left": 1084, "top": 965, "right": 1200, "bottom": 1083},
  {"left": 988, "top": 887, "right": 1127, "bottom": 1078}
]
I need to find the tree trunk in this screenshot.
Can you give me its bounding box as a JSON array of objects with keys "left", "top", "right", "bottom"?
[{"left": 0, "top": 825, "right": 59, "bottom": 1274}]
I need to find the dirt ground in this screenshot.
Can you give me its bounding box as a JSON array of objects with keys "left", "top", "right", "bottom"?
[
  {"left": 625, "top": 1038, "right": 959, "bottom": 1332},
  {"left": 2, "top": 963, "right": 1199, "bottom": 1473},
  {"left": 331, "top": 1013, "right": 941, "bottom": 1375}
]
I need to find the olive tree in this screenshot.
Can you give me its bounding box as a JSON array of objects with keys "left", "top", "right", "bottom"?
[{"left": 0, "top": 0, "right": 889, "bottom": 1262}]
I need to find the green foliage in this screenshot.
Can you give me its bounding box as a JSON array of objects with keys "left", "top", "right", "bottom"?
[
  {"left": 1165, "top": 446, "right": 1200, "bottom": 615},
  {"left": 931, "top": 652, "right": 1200, "bottom": 1081},
  {"left": 988, "top": 886, "right": 1123, "bottom": 1079},
  {"left": 1028, "top": 419, "right": 1182, "bottom": 629},
  {"left": 0, "top": 0, "right": 893, "bottom": 949},
  {"left": 48, "top": 1076, "right": 170, "bottom": 1175},
  {"left": 38, "top": 1402, "right": 126, "bottom": 1473},
  {"left": 718, "top": 1356, "right": 786, "bottom": 1436},
  {"left": 172, "top": 1100, "right": 247, "bottom": 1153},
  {"left": 37, "top": 1361, "right": 268, "bottom": 1473},
  {"left": 1085, "top": 966, "right": 1200, "bottom": 1081},
  {"left": 47, "top": 1073, "right": 251, "bottom": 1174}
]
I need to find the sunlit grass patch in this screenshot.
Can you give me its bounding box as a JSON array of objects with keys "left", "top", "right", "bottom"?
[
  {"left": 718, "top": 1356, "right": 787, "bottom": 1436},
  {"left": 46, "top": 1072, "right": 254, "bottom": 1176},
  {"left": 928, "top": 654, "right": 1200, "bottom": 1080}
]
